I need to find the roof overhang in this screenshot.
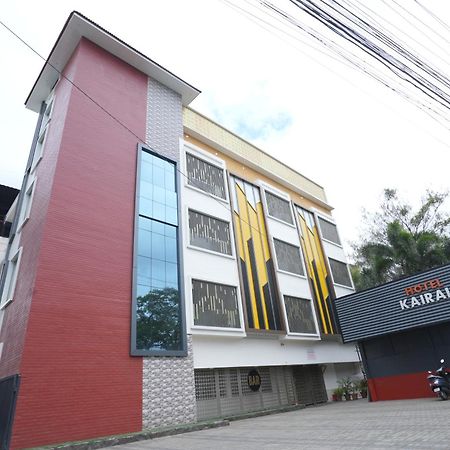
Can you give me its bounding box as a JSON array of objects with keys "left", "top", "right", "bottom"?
[{"left": 25, "top": 11, "right": 200, "bottom": 112}]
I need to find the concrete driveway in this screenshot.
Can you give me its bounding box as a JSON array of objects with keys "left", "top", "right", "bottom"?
[{"left": 106, "top": 398, "right": 450, "bottom": 449}]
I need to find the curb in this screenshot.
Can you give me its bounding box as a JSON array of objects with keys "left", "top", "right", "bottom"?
[
  {"left": 224, "top": 403, "right": 306, "bottom": 421},
  {"left": 29, "top": 420, "right": 229, "bottom": 450},
  {"left": 30, "top": 403, "right": 309, "bottom": 449}
]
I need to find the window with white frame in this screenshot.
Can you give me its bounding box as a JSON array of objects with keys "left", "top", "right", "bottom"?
[
  {"left": 188, "top": 210, "right": 232, "bottom": 255},
  {"left": 192, "top": 279, "right": 241, "bottom": 328},
  {"left": 328, "top": 257, "right": 352, "bottom": 287},
  {"left": 318, "top": 216, "right": 341, "bottom": 246},
  {"left": 284, "top": 295, "right": 317, "bottom": 334},
  {"left": 31, "top": 92, "right": 54, "bottom": 172},
  {"left": 17, "top": 178, "right": 36, "bottom": 231},
  {"left": 0, "top": 247, "right": 22, "bottom": 308},
  {"left": 265, "top": 191, "right": 293, "bottom": 224},
  {"left": 273, "top": 238, "right": 304, "bottom": 276},
  {"left": 185, "top": 153, "right": 227, "bottom": 200}
]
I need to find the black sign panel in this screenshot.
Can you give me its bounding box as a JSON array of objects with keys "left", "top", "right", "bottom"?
[
  {"left": 247, "top": 369, "right": 261, "bottom": 392},
  {"left": 335, "top": 264, "right": 450, "bottom": 343},
  {"left": 0, "top": 374, "right": 20, "bottom": 450}
]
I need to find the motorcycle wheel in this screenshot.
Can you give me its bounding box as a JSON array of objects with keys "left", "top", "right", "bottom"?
[{"left": 439, "top": 391, "right": 448, "bottom": 401}]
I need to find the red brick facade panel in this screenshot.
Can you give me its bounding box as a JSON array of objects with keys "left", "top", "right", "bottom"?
[{"left": 11, "top": 39, "right": 147, "bottom": 448}]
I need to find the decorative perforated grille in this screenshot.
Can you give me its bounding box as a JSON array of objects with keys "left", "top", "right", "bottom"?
[
  {"left": 186, "top": 153, "right": 226, "bottom": 199},
  {"left": 318, "top": 217, "right": 341, "bottom": 245},
  {"left": 293, "top": 365, "right": 328, "bottom": 405},
  {"left": 273, "top": 239, "right": 304, "bottom": 276},
  {"left": 265, "top": 192, "right": 293, "bottom": 224},
  {"left": 284, "top": 296, "right": 317, "bottom": 334},
  {"left": 328, "top": 258, "right": 352, "bottom": 287},
  {"left": 188, "top": 210, "right": 232, "bottom": 255},
  {"left": 195, "top": 366, "right": 296, "bottom": 420},
  {"left": 192, "top": 280, "right": 240, "bottom": 328},
  {"left": 194, "top": 369, "right": 216, "bottom": 400}
]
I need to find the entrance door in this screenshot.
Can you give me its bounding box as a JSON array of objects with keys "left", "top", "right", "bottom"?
[{"left": 293, "top": 365, "right": 327, "bottom": 405}]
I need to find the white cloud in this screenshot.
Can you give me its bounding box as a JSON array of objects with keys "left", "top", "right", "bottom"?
[{"left": 1, "top": 0, "right": 449, "bottom": 256}]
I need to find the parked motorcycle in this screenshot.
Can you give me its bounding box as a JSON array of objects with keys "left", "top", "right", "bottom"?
[{"left": 427, "top": 359, "right": 450, "bottom": 400}]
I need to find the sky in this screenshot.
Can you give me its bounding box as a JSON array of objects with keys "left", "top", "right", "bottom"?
[{"left": 1, "top": 0, "right": 449, "bottom": 257}]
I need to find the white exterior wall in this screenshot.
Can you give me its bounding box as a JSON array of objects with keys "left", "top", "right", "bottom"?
[
  {"left": 322, "top": 362, "right": 363, "bottom": 398},
  {"left": 193, "top": 335, "right": 359, "bottom": 368},
  {"left": 0, "top": 237, "right": 7, "bottom": 264},
  {"left": 180, "top": 140, "right": 359, "bottom": 371},
  {"left": 0, "top": 237, "right": 7, "bottom": 355},
  {"left": 259, "top": 181, "right": 321, "bottom": 339},
  {"left": 314, "top": 210, "right": 355, "bottom": 297},
  {"left": 180, "top": 140, "right": 246, "bottom": 338}
]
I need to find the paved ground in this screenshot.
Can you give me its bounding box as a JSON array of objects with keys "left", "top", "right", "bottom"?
[{"left": 106, "top": 398, "right": 450, "bottom": 449}]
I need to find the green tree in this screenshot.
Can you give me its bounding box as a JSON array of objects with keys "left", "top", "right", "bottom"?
[
  {"left": 352, "top": 189, "right": 450, "bottom": 291},
  {"left": 136, "top": 287, "right": 181, "bottom": 351}
]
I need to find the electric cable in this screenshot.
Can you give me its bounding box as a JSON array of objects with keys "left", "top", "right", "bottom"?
[
  {"left": 289, "top": 0, "right": 450, "bottom": 112},
  {"left": 0, "top": 17, "right": 296, "bottom": 241},
  {"left": 228, "top": 0, "right": 450, "bottom": 129},
  {"left": 414, "top": 0, "right": 450, "bottom": 34}
]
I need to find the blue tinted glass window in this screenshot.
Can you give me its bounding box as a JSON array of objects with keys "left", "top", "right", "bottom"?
[
  {"left": 152, "top": 233, "right": 165, "bottom": 261},
  {"left": 153, "top": 166, "right": 165, "bottom": 187},
  {"left": 165, "top": 207, "right": 178, "bottom": 226},
  {"left": 152, "top": 202, "right": 165, "bottom": 223},
  {"left": 152, "top": 259, "right": 165, "bottom": 282},
  {"left": 166, "top": 191, "right": 177, "bottom": 208},
  {"left": 165, "top": 225, "right": 176, "bottom": 238},
  {"left": 137, "top": 152, "right": 178, "bottom": 225},
  {"left": 134, "top": 149, "right": 183, "bottom": 355},
  {"left": 140, "top": 180, "right": 153, "bottom": 200},
  {"left": 166, "top": 262, "right": 178, "bottom": 284},
  {"left": 139, "top": 198, "right": 153, "bottom": 218},
  {"left": 153, "top": 186, "right": 165, "bottom": 204},
  {"left": 138, "top": 229, "right": 152, "bottom": 257},
  {"left": 165, "top": 237, "right": 177, "bottom": 263},
  {"left": 152, "top": 220, "right": 165, "bottom": 236},
  {"left": 137, "top": 256, "right": 151, "bottom": 281},
  {"left": 140, "top": 161, "right": 153, "bottom": 182}
]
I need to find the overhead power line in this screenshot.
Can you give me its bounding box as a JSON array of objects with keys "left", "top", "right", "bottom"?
[
  {"left": 0, "top": 17, "right": 286, "bottom": 241},
  {"left": 223, "top": 0, "right": 450, "bottom": 134}
]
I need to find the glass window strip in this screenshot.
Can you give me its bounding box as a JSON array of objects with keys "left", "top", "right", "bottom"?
[{"left": 133, "top": 148, "right": 183, "bottom": 354}]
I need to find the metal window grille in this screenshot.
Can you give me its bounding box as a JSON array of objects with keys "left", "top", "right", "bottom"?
[
  {"left": 273, "top": 239, "right": 304, "bottom": 276},
  {"left": 318, "top": 217, "right": 341, "bottom": 245},
  {"left": 284, "top": 296, "right": 317, "bottom": 334},
  {"left": 192, "top": 280, "right": 240, "bottom": 328},
  {"left": 328, "top": 258, "right": 352, "bottom": 287},
  {"left": 195, "top": 366, "right": 296, "bottom": 420},
  {"left": 265, "top": 192, "right": 293, "bottom": 224},
  {"left": 188, "top": 210, "right": 232, "bottom": 255},
  {"left": 186, "top": 153, "right": 226, "bottom": 199}
]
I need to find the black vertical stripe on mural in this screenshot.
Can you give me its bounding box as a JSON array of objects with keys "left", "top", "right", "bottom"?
[
  {"left": 312, "top": 260, "right": 330, "bottom": 334},
  {"left": 240, "top": 258, "right": 254, "bottom": 329},
  {"left": 262, "top": 284, "right": 276, "bottom": 330},
  {"left": 266, "top": 259, "right": 282, "bottom": 330},
  {"left": 247, "top": 238, "right": 266, "bottom": 329},
  {"left": 329, "top": 291, "right": 342, "bottom": 336},
  {"left": 324, "top": 270, "right": 339, "bottom": 334},
  {"left": 325, "top": 296, "right": 338, "bottom": 335},
  {"left": 358, "top": 342, "right": 372, "bottom": 380},
  {"left": 308, "top": 272, "right": 325, "bottom": 334}
]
